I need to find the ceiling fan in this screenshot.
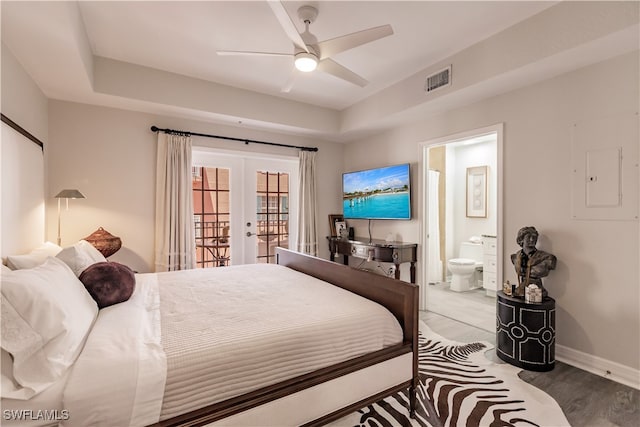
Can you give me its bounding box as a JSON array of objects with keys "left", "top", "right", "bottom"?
[{"left": 217, "top": 1, "right": 394, "bottom": 91}]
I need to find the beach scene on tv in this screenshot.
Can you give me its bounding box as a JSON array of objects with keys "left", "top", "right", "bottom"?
[{"left": 343, "top": 164, "right": 411, "bottom": 219}]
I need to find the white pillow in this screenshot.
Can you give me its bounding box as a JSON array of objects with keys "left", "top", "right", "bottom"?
[
  {"left": 56, "top": 240, "right": 108, "bottom": 276},
  {"left": 1, "top": 257, "right": 98, "bottom": 399},
  {"left": 6, "top": 242, "right": 62, "bottom": 270}
]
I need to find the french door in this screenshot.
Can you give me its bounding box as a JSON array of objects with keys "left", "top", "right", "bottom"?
[{"left": 192, "top": 148, "right": 298, "bottom": 266}]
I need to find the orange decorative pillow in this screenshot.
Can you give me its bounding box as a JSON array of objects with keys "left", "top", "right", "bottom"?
[{"left": 79, "top": 262, "right": 135, "bottom": 309}]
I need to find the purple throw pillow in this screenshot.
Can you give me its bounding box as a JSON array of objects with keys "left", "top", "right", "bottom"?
[{"left": 79, "top": 262, "right": 135, "bottom": 309}]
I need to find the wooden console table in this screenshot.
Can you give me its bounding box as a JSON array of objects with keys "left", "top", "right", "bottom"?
[{"left": 327, "top": 236, "right": 417, "bottom": 283}]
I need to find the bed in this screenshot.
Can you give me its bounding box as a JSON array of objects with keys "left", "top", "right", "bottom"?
[
  {"left": 1, "top": 118, "right": 418, "bottom": 426},
  {"left": 1, "top": 246, "right": 418, "bottom": 426},
  {"left": 153, "top": 247, "right": 418, "bottom": 426}
]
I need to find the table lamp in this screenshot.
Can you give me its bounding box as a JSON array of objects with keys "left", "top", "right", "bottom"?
[{"left": 55, "top": 189, "right": 85, "bottom": 246}]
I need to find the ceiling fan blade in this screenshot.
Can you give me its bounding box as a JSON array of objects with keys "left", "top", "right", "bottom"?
[
  {"left": 281, "top": 68, "right": 299, "bottom": 93},
  {"left": 317, "top": 24, "right": 393, "bottom": 60},
  {"left": 267, "top": 1, "right": 309, "bottom": 53},
  {"left": 317, "top": 59, "right": 368, "bottom": 87},
  {"left": 217, "top": 50, "right": 291, "bottom": 57}
]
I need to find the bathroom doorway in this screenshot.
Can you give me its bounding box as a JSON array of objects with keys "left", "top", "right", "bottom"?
[{"left": 421, "top": 124, "right": 503, "bottom": 333}]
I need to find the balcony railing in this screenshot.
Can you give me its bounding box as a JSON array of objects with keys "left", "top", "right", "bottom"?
[
  {"left": 194, "top": 220, "right": 289, "bottom": 267},
  {"left": 195, "top": 220, "right": 230, "bottom": 268}
]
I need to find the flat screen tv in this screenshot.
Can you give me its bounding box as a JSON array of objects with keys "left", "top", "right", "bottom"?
[{"left": 342, "top": 163, "right": 411, "bottom": 220}]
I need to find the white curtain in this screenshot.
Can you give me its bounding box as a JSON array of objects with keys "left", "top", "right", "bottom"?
[
  {"left": 154, "top": 132, "right": 196, "bottom": 271},
  {"left": 427, "top": 169, "right": 443, "bottom": 283},
  {"left": 296, "top": 151, "right": 318, "bottom": 256}
]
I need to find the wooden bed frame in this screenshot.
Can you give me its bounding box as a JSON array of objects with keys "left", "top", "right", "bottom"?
[{"left": 154, "top": 247, "right": 419, "bottom": 427}]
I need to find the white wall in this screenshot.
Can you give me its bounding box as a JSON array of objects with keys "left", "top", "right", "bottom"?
[
  {"left": 1, "top": 44, "right": 48, "bottom": 142},
  {"left": 47, "top": 101, "right": 344, "bottom": 273},
  {"left": 1, "top": 124, "right": 45, "bottom": 258},
  {"left": 344, "top": 51, "right": 640, "bottom": 375},
  {"left": 1, "top": 44, "right": 49, "bottom": 256},
  {"left": 446, "top": 140, "right": 497, "bottom": 262}
]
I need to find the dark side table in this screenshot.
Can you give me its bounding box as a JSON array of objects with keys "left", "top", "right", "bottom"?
[
  {"left": 496, "top": 291, "right": 555, "bottom": 371},
  {"left": 327, "top": 236, "right": 417, "bottom": 283}
]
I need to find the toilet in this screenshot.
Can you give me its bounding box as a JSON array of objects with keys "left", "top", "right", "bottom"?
[{"left": 448, "top": 240, "right": 483, "bottom": 292}]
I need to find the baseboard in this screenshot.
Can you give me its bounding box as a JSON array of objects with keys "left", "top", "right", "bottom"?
[{"left": 555, "top": 344, "right": 640, "bottom": 390}]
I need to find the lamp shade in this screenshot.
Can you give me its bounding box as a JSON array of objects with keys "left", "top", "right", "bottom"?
[
  {"left": 55, "top": 189, "right": 85, "bottom": 246},
  {"left": 55, "top": 189, "right": 85, "bottom": 199}
]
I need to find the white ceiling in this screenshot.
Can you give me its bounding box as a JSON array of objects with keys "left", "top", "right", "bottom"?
[
  {"left": 77, "top": 0, "right": 554, "bottom": 110},
  {"left": 2, "top": 1, "right": 638, "bottom": 141}
]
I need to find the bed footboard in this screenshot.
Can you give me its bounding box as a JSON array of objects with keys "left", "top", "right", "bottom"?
[{"left": 276, "top": 248, "right": 419, "bottom": 419}]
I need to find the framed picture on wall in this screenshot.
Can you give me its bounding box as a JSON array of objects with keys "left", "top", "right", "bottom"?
[
  {"left": 466, "top": 166, "right": 488, "bottom": 218},
  {"left": 328, "top": 214, "right": 344, "bottom": 237}
]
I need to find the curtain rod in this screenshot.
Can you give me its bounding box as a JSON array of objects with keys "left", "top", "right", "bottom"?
[
  {"left": 1, "top": 113, "right": 44, "bottom": 150},
  {"left": 150, "top": 126, "right": 318, "bottom": 152}
]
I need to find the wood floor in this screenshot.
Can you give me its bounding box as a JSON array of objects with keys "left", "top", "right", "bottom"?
[
  {"left": 424, "top": 282, "right": 496, "bottom": 333},
  {"left": 421, "top": 310, "right": 640, "bottom": 427}
]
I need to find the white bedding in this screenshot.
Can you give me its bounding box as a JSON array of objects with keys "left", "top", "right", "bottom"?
[
  {"left": 60, "top": 272, "right": 166, "bottom": 427},
  {"left": 157, "top": 264, "right": 403, "bottom": 420},
  {"left": 1, "top": 363, "right": 70, "bottom": 427},
  {"left": 53, "top": 263, "right": 403, "bottom": 426}
]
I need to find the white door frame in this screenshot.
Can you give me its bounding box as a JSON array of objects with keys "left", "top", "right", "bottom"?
[
  {"left": 192, "top": 146, "right": 299, "bottom": 265},
  {"left": 419, "top": 123, "right": 504, "bottom": 311}
]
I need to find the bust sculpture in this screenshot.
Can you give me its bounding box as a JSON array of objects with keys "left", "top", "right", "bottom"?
[{"left": 510, "top": 226, "right": 557, "bottom": 298}]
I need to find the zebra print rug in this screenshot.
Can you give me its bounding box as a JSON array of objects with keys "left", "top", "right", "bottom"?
[{"left": 330, "top": 321, "right": 570, "bottom": 427}]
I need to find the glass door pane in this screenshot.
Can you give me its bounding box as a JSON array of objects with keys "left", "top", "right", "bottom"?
[
  {"left": 193, "top": 149, "right": 298, "bottom": 266},
  {"left": 255, "top": 171, "right": 289, "bottom": 264},
  {"left": 193, "top": 167, "right": 231, "bottom": 268}
]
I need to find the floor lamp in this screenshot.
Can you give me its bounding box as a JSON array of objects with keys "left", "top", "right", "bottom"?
[{"left": 55, "top": 189, "right": 85, "bottom": 246}]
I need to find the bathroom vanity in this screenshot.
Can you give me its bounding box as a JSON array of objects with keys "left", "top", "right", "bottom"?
[{"left": 482, "top": 235, "right": 498, "bottom": 295}]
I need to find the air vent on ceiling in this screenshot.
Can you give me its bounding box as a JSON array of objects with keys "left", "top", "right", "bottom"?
[{"left": 425, "top": 66, "right": 451, "bottom": 93}]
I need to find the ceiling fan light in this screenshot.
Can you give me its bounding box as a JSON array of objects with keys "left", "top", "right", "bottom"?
[{"left": 294, "top": 52, "right": 317, "bottom": 72}]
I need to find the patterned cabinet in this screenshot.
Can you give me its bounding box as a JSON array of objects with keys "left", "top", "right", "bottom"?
[
  {"left": 482, "top": 235, "right": 498, "bottom": 295},
  {"left": 496, "top": 291, "right": 556, "bottom": 371}
]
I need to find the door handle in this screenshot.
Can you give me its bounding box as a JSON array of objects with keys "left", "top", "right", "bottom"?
[{"left": 246, "top": 232, "right": 256, "bottom": 237}]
